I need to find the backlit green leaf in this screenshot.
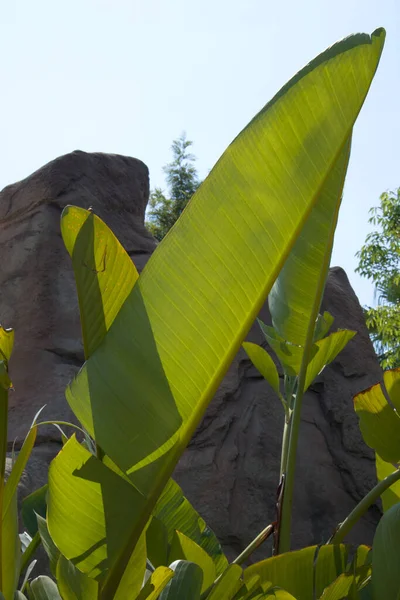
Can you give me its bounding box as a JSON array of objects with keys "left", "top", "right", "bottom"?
[
  {"left": 375, "top": 454, "right": 400, "bottom": 512},
  {"left": 159, "top": 560, "right": 202, "bottom": 600},
  {"left": 56, "top": 555, "right": 98, "bottom": 600},
  {"left": 47, "top": 436, "right": 146, "bottom": 582},
  {"left": 152, "top": 477, "right": 228, "bottom": 575},
  {"left": 244, "top": 546, "right": 317, "bottom": 600},
  {"left": 207, "top": 564, "right": 243, "bottom": 599},
  {"left": 168, "top": 531, "right": 216, "bottom": 593},
  {"left": 135, "top": 566, "right": 174, "bottom": 600},
  {"left": 62, "top": 29, "right": 385, "bottom": 597},
  {"left": 371, "top": 502, "right": 400, "bottom": 599},
  {"left": 354, "top": 370, "right": 400, "bottom": 463},
  {"left": 243, "top": 342, "right": 280, "bottom": 395},
  {"left": 304, "top": 330, "right": 356, "bottom": 390}
]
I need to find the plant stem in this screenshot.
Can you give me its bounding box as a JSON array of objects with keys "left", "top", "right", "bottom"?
[
  {"left": 278, "top": 353, "right": 314, "bottom": 553},
  {"left": 329, "top": 467, "right": 400, "bottom": 544},
  {"left": 0, "top": 388, "right": 8, "bottom": 591},
  {"left": 280, "top": 416, "right": 291, "bottom": 479},
  {"left": 232, "top": 522, "right": 275, "bottom": 566}
]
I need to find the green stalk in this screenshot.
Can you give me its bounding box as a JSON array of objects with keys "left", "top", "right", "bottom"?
[
  {"left": 232, "top": 522, "right": 274, "bottom": 566},
  {"left": 329, "top": 468, "right": 400, "bottom": 544},
  {"left": 0, "top": 388, "right": 8, "bottom": 590},
  {"left": 280, "top": 417, "right": 291, "bottom": 479},
  {"left": 278, "top": 344, "right": 314, "bottom": 553}
]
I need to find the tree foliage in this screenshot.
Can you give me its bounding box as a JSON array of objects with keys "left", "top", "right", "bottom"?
[
  {"left": 146, "top": 133, "right": 200, "bottom": 241},
  {"left": 356, "top": 188, "right": 400, "bottom": 369}
]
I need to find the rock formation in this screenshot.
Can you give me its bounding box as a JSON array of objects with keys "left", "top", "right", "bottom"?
[{"left": 1, "top": 152, "right": 382, "bottom": 560}]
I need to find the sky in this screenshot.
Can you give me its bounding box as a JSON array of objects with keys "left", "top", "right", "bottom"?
[{"left": 1, "top": 0, "right": 399, "bottom": 307}]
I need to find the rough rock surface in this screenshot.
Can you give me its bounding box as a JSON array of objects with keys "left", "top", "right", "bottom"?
[{"left": 1, "top": 152, "right": 383, "bottom": 560}]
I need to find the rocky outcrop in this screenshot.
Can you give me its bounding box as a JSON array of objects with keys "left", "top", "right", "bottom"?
[{"left": 1, "top": 152, "right": 382, "bottom": 559}]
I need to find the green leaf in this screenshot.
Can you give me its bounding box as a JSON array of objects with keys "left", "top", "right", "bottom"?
[
  {"left": 207, "top": 564, "right": 243, "bottom": 599},
  {"left": 2, "top": 483, "right": 20, "bottom": 600},
  {"left": 22, "top": 485, "right": 48, "bottom": 537},
  {"left": 354, "top": 369, "right": 400, "bottom": 463},
  {"left": 56, "top": 554, "right": 98, "bottom": 600},
  {"left": 375, "top": 454, "right": 400, "bottom": 512},
  {"left": 47, "top": 436, "right": 146, "bottom": 582},
  {"left": 29, "top": 577, "right": 61, "bottom": 600},
  {"left": 314, "top": 545, "right": 348, "bottom": 598},
  {"left": 146, "top": 516, "right": 169, "bottom": 569},
  {"left": 304, "top": 330, "right": 356, "bottom": 390},
  {"left": 233, "top": 575, "right": 261, "bottom": 599},
  {"left": 244, "top": 546, "right": 317, "bottom": 600},
  {"left": 168, "top": 531, "right": 216, "bottom": 593},
  {"left": 0, "top": 326, "right": 14, "bottom": 363},
  {"left": 4, "top": 427, "right": 37, "bottom": 520},
  {"left": 371, "top": 502, "right": 400, "bottom": 600},
  {"left": 319, "top": 565, "right": 371, "bottom": 600},
  {"left": 135, "top": 566, "right": 174, "bottom": 600},
  {"left": 314, "top": 312, "right": 335, "bottom": 342},
  {"left": 113, "top": 530, "right": 147, "bottom": 600},
  {"left": 62, "top": 29, "right": 385, "bottom": 597},
  {"left": 158, "top": 560, "right": 203, "bottom": 600},
  {"left": 61, "top": 207, "right": 139, "bottom": 359},
  {"left": 268, "top": 135, "right": 352, "bottom": 352},
  {"left": 263, "top": 590, "right": 297, "bottom": 599},
  {"left": 243, "top": 342, "right": 280, "bottom": 395},
  {"left": 258, "top": 321, "right": 304, "bottom": 376},
  {"left": 36, "top": 515, "right": 59, "bottom": 578},
  {"left": 152, "top": 477, "right": 228, "bottom": 575}
]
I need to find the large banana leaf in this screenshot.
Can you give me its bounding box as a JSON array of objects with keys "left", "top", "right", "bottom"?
[
  {"left": 244, "top": 545, "right": 349, "bottom": 600},
  {"left": 375, "top": 453, "right": 400, "bottom": 512},
  {"left": 268, "top": 136, "right": 352, "bottom": 350},
  {"left": 150, "top": 477, "right": 228, "bottom": 575},
  {"left": 354, "top": 369, "right": 400, "bottom": 463},
  {"left": 371, "top": 502, "right": 400, "bottom": 600},
  {"left": 55, "top": 29, "right": 384, "bottom": 597},
  {"left": 47, "top": 436, "right": 147, "bottom": 582}
]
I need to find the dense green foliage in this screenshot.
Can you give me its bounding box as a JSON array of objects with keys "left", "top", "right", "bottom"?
[
  {"left": 2, "top": 26, "right": 399, "bottom": 600},
  {"left": 146, "top": 133, "right": 200, "bottom": 240},
  {"left": 356, "top": 188, "right": 400, "bottom": 368}
]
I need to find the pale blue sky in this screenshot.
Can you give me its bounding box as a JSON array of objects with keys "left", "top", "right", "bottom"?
[{"left": 1, "top": 0, "right": 399, "bottom": 306}]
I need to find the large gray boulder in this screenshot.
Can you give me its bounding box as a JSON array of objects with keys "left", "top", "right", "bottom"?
[{"left": 1, "top": 152, "right": 382, "bottom": 561}]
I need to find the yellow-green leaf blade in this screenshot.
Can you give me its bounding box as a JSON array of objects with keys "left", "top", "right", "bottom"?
[
  {"left": 243, "top": 342, "right": 280, "bottom": 395},
  {"left": 47, "top": 436, "right": 147, "bottom": 582},
  {"left": 168, "top": 531, "right": 216, "bottom": 593},
  {"left": 66, "top": 30, "right": 385, "bottom": 481},
  {"left": 304, "top": 330, "right": 356, "bottom": 391},
  {"left": 61, "top": 207, "right": 139, "bottom": 359},
  {"left": 135, "top": 566, "right": 174, "bottom": 600},
  {"left": 207, "top": 564, "right": 243, "bottom": 600},
  {"left": 371, "top": 503, "right": 400, "bottom": 600},
  {"left": 354, "top": 382, "right": 400, "bottom": 463},
  {"left": 244, "top": 546, "right": 317, "bottom": 600},
  {"left": 375, "top": 454, "right": 400, "bottom": 512}
]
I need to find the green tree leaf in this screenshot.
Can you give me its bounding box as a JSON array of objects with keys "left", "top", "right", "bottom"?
[
  {"left": 304, "top": 329, "right": 356, "bottom": 390},
  {"left": 354, "top": 369, "right": 400, "bottom": 462},
  {"left": 375, "top": 453, "right": 400, "bottom": 512},
  {"left": 29, "top": 577, "right": 62, "bottom": 600},
  {"left": 243, "top": 342, "right": 280, "bottom": 395},
  {"left": 151, "top": 477, "right": 228, "bottom": 575},
  {"left": 135, "top": 566, "right": 174, "bottom": 600},
  {"left": 47, "top": 436, "right": 146, "bottom": 582},
  {"left": 158, "top": 560, "right": 203, "bottom": 600},
  {"left": 168, "top": 531, "right": 216, "bottom": 593},
  {"left": 60, "top": 28, "right": 385, "bottom": 598},
  {"left": 56, "top": 555, "right": 98, "bottom": 600},
  {"left": 207, "top": 564, "right": 243, "bottom": 599},
  {"left": 371, "top": 502, "right": 400, "bottom": 599}
]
